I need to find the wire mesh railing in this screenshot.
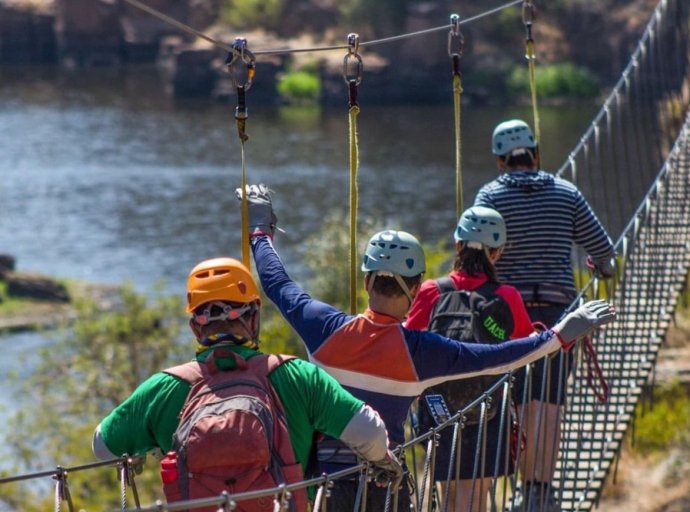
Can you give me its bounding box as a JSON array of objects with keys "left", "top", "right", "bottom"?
[{"left": 1, "top": 0, "right": 689, "bottom": 510}]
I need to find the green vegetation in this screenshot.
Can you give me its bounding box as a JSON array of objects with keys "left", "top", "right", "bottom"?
[
  {"left": 0, "top": 281, "right": 35, "bottom": 315},
  {"left": 219, "top": 0, "right": 283, "bottom": 30},
  {"left": 507, "top": 62, "right": 600, "bottom": 99},
  {"left": 634, "top": 380, "right": 690, "bottom": 455},
  {"left": 277, "top": 69, "right": 321, "bottom": 105},
  {"left": 0, "top": 284, "right": 187, "bottom": 510}
]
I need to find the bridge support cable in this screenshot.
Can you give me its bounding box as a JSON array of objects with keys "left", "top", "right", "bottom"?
[{"left": 3, "top": 1, "right": 690, "bottom": 511}]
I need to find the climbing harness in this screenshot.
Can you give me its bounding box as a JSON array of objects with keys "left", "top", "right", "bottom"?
[
  {"left": 522, "top": 0, "right": 541, "bottom": 145},
  {"left": 343, "top": 33, "right": 363, "bottom": 315},
  {"left": 226, "top": 38, "right": 256, "bottom": 269},
  {"left": 448, "top": 14, "right": 464, "bottom": 220}
]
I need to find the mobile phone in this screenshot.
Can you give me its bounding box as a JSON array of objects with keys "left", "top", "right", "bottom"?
[{"left": 424, "top": 394, "right": 451, "bottom": 426}]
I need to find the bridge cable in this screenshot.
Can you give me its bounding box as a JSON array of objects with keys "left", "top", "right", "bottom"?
[
  {"left": 121, "top": 0, "right": 522, "bottom": 57},
  {"left": 226, "top": 39, "right": 256, "bottom": 269},
  {"left": 448, "top": 14, "right": 464, "bottom": 219},
  {"left": 522, "top": 0, "right": 541, "bottom": 145},
  {"left": 344, "top": 34, "right": 363, "bottom": 315}
]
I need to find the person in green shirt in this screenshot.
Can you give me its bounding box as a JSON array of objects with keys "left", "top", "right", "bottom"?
[{"left": 92, "top": 256, "right": 401, "bottom": 510}]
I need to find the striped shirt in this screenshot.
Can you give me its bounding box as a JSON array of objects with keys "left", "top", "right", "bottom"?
[{"left": 475, "top": 170, "right": 614, "bottom": 303}]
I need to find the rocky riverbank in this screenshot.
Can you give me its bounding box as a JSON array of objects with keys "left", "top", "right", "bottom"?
[
  {"left": 0, "top": 0, "right": 658, "bottom": 104},
  {"left": 0, "top": 253, "right": 116, "bottom": 333}
]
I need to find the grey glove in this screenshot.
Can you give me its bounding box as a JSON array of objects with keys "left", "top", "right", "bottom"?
[
  {"left": 553, "top": 299, "right": 616, "bottom": 350},
  {"left": 234, "top": 183, "right": 277, "bottom": 236},
  {"left": 370, "top": 449, "right": 404, "bottom": 491}
]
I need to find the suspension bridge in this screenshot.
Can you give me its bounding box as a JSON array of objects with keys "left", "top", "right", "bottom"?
[{"left": 1, "top": 0, "right": 689, "bottom": 510}]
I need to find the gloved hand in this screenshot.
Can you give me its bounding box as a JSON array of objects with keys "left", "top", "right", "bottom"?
[
  {"left": 234, "top": 184, "right": 278, "bottom": 237},
  {"left": 586, "top": 255, "right": 615, "bottom": 279},
  {"left": 370, "top": 449, "right": 404, "bottom": 491},
  {"left": 553, "top": 300, "right": 616, "bottom": 350}
]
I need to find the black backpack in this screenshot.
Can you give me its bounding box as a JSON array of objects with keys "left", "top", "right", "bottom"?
[{"left": 424, "top": 278, "right": 515, "bottom": 425}]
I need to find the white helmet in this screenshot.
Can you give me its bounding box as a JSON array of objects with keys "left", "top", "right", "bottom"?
[
  {"left": 362, "top": 230, "right": 426, "bottom": 277},
  {"left": 492, "top": 119, "right": 537, "bottom": 156},
  {"left": 455, "top": 206, "right": 506, "bottom": 248}
]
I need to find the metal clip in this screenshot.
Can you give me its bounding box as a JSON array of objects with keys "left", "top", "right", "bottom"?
[
  {"left": 342, "top": 33, "right": 363, "bottom": 86},
  {"left": 447, "top": 14, "right": 464, "bottom": 58},
  {"left": 226, "top": 37, "right": 256, "bottom": 91},
  {"left": 522, "top": 1, "right": 537, "bottom": 41}
]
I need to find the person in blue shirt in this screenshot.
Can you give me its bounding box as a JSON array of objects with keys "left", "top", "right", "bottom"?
[{"left": 237, "top": 183, "right": 615, "bottom": 512}]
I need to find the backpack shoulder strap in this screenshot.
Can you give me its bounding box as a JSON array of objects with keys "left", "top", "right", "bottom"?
[
  {"left": 435, "top": 276, "right": 457, "bottom": 294},
  {"left": 163, "top": 361, "right": 205, "bottom": 385},
  {"left": 246, "top": 353, "right": 297, "bottom": 379},
  {"left": 475, "top": 280, "right": 501, "bottom": 297}
]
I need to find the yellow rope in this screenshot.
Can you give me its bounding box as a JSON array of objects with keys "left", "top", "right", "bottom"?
[
  {"left": 240, "top": 140, "right": 250, "bottom": 270},
  {"left": 526, "top": 39, "right": 541, "bottom": 145},
  {"left": 349, "top": 105, "right": 360, "bottom": 315},
  {"left": 453, "top": 73, "right": 463, "bottom": 219}
]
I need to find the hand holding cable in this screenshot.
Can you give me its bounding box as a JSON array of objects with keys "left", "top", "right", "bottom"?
[
  {"left": 369, "top": 449, "right": 404, "bottom": 491},
  {"left": 552, "top": 300, "right": 616, "bottom": 350},
  {"left": 234, "top": 184, "right": 278, "bottom": 238},
  {"left": 586, "top": 255, "right": 615, "bottom": 279}
]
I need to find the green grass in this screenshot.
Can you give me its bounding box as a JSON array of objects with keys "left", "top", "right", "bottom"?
[{"left": 634, "top": 380, "right": 690, "bottom": 455}]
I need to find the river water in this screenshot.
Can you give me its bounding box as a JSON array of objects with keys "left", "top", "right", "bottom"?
[
  {"left": 0, "top": 65, "right": 599, "bottom": 436},
  {"left": 0, "top": 65, "right": 598, "bottom": 296}
]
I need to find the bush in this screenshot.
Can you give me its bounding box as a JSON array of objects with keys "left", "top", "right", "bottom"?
[
  {"left": 277, "top": 70, "right": 321, "bottom": 105},
  {"left": 506, "top": 62, "right": 600, "bottom": 99},
  {"left": 219, "top": 0, "right": 283, "bottom": 31},
  {"left": 634, "top": 380, "right": 690, "bottom": 454}
]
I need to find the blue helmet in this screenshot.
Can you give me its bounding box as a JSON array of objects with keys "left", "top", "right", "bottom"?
[
  {"left": 492, "top": 119, "right": 537, "bottom": 156},
  {"left": 362, "top": 230, "right": 426, "bottom": 277},
  {"left": 455, "top": 206, "right": 506, "bottom": 248}
]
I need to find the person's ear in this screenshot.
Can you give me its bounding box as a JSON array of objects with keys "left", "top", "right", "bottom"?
[
  {"left": 496, "top": 156, "right": 507, "bottom": 171},
  {"left": 189, "top": 318, "right": 202, "bottom": 340},
  {"left": 533, "top": 148, "right": 540, "bottom": 168},
  {"left": 455, "top": 241, "right": 464, "bottom": 253}
]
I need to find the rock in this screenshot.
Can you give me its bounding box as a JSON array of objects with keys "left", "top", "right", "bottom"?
[
  {"left": 0, "top": 254, "right": 16, "bottom": 277},
  {"left": 0, "top": 4, "right": 56, "bottom": 63},
  {"left": 5, "top": 272, "right": 70, "bottom": 303},
  {"left": 54, "top": 0, "right": 123, "bottom": 67}
]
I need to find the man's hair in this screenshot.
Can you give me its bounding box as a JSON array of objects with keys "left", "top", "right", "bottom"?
[
  {"left": 453, "top": 246, "right": 498, "bottom": 282},
  {"left": 368, "top": 273, "right": 422, "bottom": 298},
  {"left": 500, "top": 148, "right": 537, "bottom": 169}
]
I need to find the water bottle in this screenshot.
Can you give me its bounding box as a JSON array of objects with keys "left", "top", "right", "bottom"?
[{"left": 160, "top": 451, "right": 179, "bottom": 484}]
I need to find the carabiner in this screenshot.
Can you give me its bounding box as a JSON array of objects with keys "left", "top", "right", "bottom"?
[
  {"left": 522, "top": 0, "right": 537, "bottom": 40},
  {"left": 342, "top": 33, "right": 363, "bottom": 86},
  {"left": 226, "top": 37, "right": 256, "bottom": 91},
  {"left": 447, "top": 13, "right": 464, "bottom": 58}
]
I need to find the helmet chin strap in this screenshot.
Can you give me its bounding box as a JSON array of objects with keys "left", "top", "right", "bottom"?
[{"left": 368, "top": 270, "right": 414, "bottom": 305}]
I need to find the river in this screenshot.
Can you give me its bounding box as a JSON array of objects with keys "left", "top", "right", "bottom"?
[{"left": 0, "top": 64, "right": 599, "bottom": 435}]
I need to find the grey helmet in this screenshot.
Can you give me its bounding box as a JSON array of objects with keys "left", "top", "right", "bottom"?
[
  {"left": 491, "top": 119, "right": 537, "bottom": 156},
  {"left": 455, "top": 206, "right": 506, "bottom": 249},
  {"left": 362, "top": 230, "right": 425, "bottom": 304},
  {"left": 362, "top": 230, "right": 426, "bottom": 277}
]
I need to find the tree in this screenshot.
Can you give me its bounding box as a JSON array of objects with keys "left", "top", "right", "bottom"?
[{"left": 0, "top": 284, "right": 187, "bottom": 511}]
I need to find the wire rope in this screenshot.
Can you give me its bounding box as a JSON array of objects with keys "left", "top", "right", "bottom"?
[{"left": 121, "top": 0, "right": 522, "bottom": 57}]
